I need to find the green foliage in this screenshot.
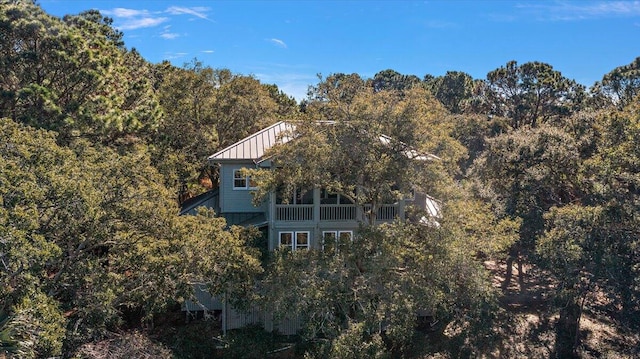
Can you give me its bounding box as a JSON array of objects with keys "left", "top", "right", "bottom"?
[
  {"left": 253, "top": 75, "right": 518, "bottom": 356},
  {"left": 152, "top": 59, "right": 220, "bottom": 189},
  {"left": 4, "top": 2, "right": 640, "bottom": 357},
  {"left": 481, "top": 61, "right": 586, "bottom": 128},
  {"left": 0, "top": 2, "right": 162, "bottom": 143},
  {"left": 425, "top": 71, "right": 475, "bottom": 114},
  {"left": 530, "top": 86, "right": 640, "bottom": 356},
  {"left": 0, "top": 117, "right": 262, "bottom": 353},
  {"left": 263, "top": 216, "right": 515, "bottom": 357},
  {"left": 591, "top": 56, "right": 640, "bottom": 109},
  {"left": 224, "top": 325, "right": 279, "bottom": 359},
  {"left": 372, "top": 69, "right": 421, "bottom": 94},
  {"left": 472, "top": 124, "right": 581, "bottom": 245},
  {"left": 151, "top": 59, "right": 299, "bottom": 193},
  {"left": 213, "top": 75, "right": 298, "bottom": 149},
  {"left": 5, "top": 291, "right": 66, "bottom": 358},
  {"left": 451, "top": 113, "right": 510, "bottom": 172},
  {"left": 253, "top": 80, "right": 463, "bottom": 223},
  {"left": 325, "top": 322, "right": 389, "bottom": 359}
]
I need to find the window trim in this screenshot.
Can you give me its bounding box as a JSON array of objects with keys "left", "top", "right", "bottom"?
[
  {"left": 295, "top": 231, "right": 310, "bottom": 250},
  {"left": 233, "top": 169, "right": 257, "bottom": 190},
  {"left": 279, "top": 231, "right": 310, "bottom": 251},
  {"left": 322, "top": 230, "right": 353, "bottom": 252}
]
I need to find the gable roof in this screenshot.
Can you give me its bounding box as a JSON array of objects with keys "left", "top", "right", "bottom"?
[
  {"left": 179, "top": 189, "right": 219, "bottom": 215},
  {"left": 208, "top": 120, "right": 440, "bottom": 163},
  {"left": 208, "top": 121, "right": 295, "bottom": 162}
]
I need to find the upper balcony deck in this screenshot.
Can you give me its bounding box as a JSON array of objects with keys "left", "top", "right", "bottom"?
[{"left": 274, "top": 203, "right": 400, "bottom": 222}]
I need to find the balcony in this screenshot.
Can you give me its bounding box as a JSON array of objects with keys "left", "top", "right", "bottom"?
[
  {"left": 321, "top": 204, "right": 356, "bottom": 221},
  {"left": 275, "top": 205, "right": 313, "bottom": 221},
  {"left": 274, "top": 203, "right": 399, "bottom": 222}
]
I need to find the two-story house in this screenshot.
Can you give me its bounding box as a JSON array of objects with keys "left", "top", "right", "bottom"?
[
  {"left": 182, "top": 121, "right": 440, "bottom": 250},
  {"left": 180, "top": 121, "right": 440, "bottom": 333}
]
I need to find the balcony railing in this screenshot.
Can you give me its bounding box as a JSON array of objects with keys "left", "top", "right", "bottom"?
[
  {"left": 320, "top": 204, "right": 356, "bottom": 221},
  {"left": 370, "top": 204, "right": 398, "bottom": 221},
  {"left": 275, "top": 203, "right": 399, "bottom": 222},
  {"left": 275, "top": 205, "right": 313, "bottom": 221}
]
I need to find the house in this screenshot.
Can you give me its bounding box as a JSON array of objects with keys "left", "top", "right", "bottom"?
[
  {"left": 181, "top": 121, "right": 440, "bottom": 251},
  {"left": 180, "top": 121, "right": 440, "bottom": 333}
]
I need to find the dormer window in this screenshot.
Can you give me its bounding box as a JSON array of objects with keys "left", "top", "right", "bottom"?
[{"left": 233, "top": 169, "right": 256, "bottom": 190}]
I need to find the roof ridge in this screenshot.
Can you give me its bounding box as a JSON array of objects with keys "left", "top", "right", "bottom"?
[{"left": 209, "top": 120, "right": 286, "bottom": 160}]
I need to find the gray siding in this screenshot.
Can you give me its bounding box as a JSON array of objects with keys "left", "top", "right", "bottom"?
[
  {"left": 270, "top": 224, "right": 360, "bottom": 251},
  {"left": 183, "top": 283, "right": 223, "bottom": 311},
  {"left": 219, "top": 163, "right": 266, "bottom": 213}
]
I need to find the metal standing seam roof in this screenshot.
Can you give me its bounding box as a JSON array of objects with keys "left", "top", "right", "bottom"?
[{"left": 208, "top": 121, "right": 296, "bottom": 162}]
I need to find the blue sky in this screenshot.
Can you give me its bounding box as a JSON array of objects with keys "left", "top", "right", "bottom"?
[{"left": 39, "top": 1, "right": 640, "bottom": 101}]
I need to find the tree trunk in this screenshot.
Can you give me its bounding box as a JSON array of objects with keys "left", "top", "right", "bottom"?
[
  {"left": 554, "top": 297, "right": 581, "bottom": 358},
  {"left": 501, "top": 255, "right": 513, "bottom": 291}
]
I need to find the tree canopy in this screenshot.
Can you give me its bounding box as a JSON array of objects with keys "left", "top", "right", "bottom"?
[{"left": 2, "top": 1, "right": 640, "bottom": 358}]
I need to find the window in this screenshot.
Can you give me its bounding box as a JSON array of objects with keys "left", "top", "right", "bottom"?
[
  {"left": 233, "top": 169, "right": 256, "bottom": 190},
  {"left": 276, "top": 186, "right": 313, "bottom": 204},
  {"left": 322, "top": 231, "right": 337, "bottom": 252},
  {"left": 279, "top": 231, "right": 310, "bottom": 251},
  {"left": 320, "top": 189, "right": 353, "bottom": 204},
  {"left": 296, "top": 232, "right": 309, "bottom": 250},
  {"left": 322, "top": 230, "right": 352, "bottom": 253}
]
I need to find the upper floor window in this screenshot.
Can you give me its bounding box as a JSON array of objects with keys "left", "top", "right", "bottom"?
[
  {"left": 276, "top": 186, "right": 313, "bottom": 204},
  {"left": 320, "top": 189, "right": 353, "bottom": 205},
  {"left": 233, "top": 169, "right": 256, "bottom": 190}
]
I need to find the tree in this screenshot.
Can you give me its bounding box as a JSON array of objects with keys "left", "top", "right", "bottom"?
[
  {"left": 253, "top": 76, "right": 517, "bottom": 357},
  {"left": 581, "top": 99, "right": 640, "bottom": 326},
  {"left": 262, "top": 197, "right": 517, "bottom": 357},
  {"left": 425, "top": 71, "right": 475, "bottom": 114},
  {"left": 482, "top": 61, "right": 585, "bottom": 128},
  {"left": 537, "top": 205, "right": 607, "bottom": 358},
  {"left": 591, "top": 56, "right": 640, "bottom": 109},
  {"left": 213, "top": 75, "right": 298, "bottom": 149},
  {"left": 253, "top": 80, "right": 463, "bottom": 225},
  {"left": 532, "top": 89, "right": 640, "bottom": 357},
  {"left": 371, "top": 69, "right": 421, "bottom": 93},
  {"left": 153, "top": 60, "right": 219, "bottom": 192},
  {"left": 0, "top": 2, "right": 162, "bottom": 144},
  {"left": 0, "top": 118, "right": 263, "bottom": 355}
]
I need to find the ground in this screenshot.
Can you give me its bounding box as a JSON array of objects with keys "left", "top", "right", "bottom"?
[
  {"left": 471, "top": 259, "right": 640, "bottom": 359},
  {"left": 73, "top": 259, "right": 639, "bottom": 358}
]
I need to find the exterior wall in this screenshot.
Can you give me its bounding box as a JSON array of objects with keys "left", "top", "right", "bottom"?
[
  {"left": 183, "top": 283, "right": 223, "bottom": 311},
  {"left": 219, "top": 162, "right": 267, "bottom": 213},
  {"left": 184, "top": 292, "right": 302, "bottom": 336},
  {"left": 181, "top": 192, "right": 220, "bottom": 216},
  {"left": 270, "top": 222, "right": 360, "bottom": 251}
]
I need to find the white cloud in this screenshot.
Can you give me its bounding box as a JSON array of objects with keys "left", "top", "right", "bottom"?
[
  {"left": 101, "top": 5, "right": 213, "bottom": 32},
  {"left": 160, "top": 32, "right": 180, "bottom": 39},
  {"left": 102, "top": 8, "right": 150, "bottom": 18},
  {"left": 269, "top": 38, "right": 287, "bottom": 48},
  {"left": 118, "top": 17, "right": 169, "bottom": 30},
  {"left": 518, "top": 1, "right": 640, "bottom": 21},
  {"left": 201, "top": 50, "right": 215, "bottom": 53},
  {"left": 163, "top": 52, "right": 189, "bottom": 60},
  {"left": 159, "top": 25, "right": 179, "bottom": 39},
  {"left": 101, "top": 7, "right": 168, "bottom": 30},
  {"left": 165, "top": 6, "right": 213, "bottom": 21}
]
